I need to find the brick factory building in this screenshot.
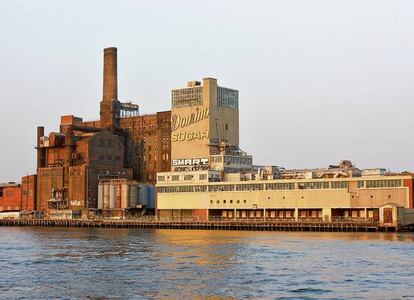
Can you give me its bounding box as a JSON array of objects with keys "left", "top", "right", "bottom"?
[
  {"left": 0, "top": 176, "right": 37, "bottom": 213},
  {"left": 0, "top": 183, "right": 22, "bottom": 212},
  {"left": 33, "top": 47, "right": 170, "bottom": 215},
  {"left": 82, "top": 48, "right": 171, "bottom": 183}
]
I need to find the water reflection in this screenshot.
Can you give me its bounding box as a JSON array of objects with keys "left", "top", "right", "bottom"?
[{"left": 1, "top": 228, "right": 414, "bottom": 299}]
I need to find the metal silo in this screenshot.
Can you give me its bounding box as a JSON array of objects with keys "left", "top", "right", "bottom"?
[
  {"left": 109, "top": 184, "right": 115, "bottom": 209},
  {"left": 97, "top": 184, "right": 104, "bottom": 209},
  {"left": 129, "top": 184, "right": 138, "bottom": 208},
  {"left": 103, "top": 184, "right": 110, "bottom": 209},
  {"left": 147, "top": 185, "right": 155, "bottom": 209},
  {"left": 138, "top": 184, "right": 148, "bottom": 207},
  {"left": 115, "top": 183, "right": 122, "bottom": 209},
  {"left": 121, "top": 183, "right": 129, "bottom": 209}
]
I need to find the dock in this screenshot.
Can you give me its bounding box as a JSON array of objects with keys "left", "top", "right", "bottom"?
[{"left": 1, "top": 218, "right": 409, "bottom": 232}]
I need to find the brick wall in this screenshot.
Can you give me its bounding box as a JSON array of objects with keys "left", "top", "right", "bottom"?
[{"left": 0, "top": 186, "right": 22, "bottom": 211}]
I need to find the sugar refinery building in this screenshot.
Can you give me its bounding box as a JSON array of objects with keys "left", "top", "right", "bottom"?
[
  {"left": 1, "top": 47, "right": 414, "bottom": 227},
  {"left": 156, "top": 78, "right": 414, "bottom": 228}
]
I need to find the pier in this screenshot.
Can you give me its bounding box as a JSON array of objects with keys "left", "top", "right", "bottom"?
[{"left": 1, "top": 218, "right": 409, "bottom": 232}]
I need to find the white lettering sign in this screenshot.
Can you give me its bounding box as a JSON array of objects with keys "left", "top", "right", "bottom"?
[{"left": 172, "top": 158, "right": 209, "bottom": 166}]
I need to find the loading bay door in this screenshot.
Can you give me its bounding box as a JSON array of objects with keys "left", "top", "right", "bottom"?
[{"left": 383, "top": 208, "right": 393, "bottom": 224}]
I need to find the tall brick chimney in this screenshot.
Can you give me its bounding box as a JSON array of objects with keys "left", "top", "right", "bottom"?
[
  {"left": 100, "top": 47, "right": 120, "bottom": 130},
  {"left": 103, "top": 47, "right": 118, "bottom": 102},
  {"left": 36, "top": 126, "right": 45, "bottom": 169}
]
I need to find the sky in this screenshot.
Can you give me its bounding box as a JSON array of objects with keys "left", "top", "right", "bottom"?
[{"left": 0, "top": 0, "right": 413, "bottom": 182}]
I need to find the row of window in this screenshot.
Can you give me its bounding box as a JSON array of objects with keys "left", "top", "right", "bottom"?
[
  {"left": 299, "top": 182, "right": 330, "bottom": 189},
  {"left": 159, "top": 173, "right": 208, "bottom": 182},
  {"left": 224, "top": 157, "right": 252, "bottom": 165},
  {"left": 331, "top": 181, "right": 348, "bottom": 189},
  {"left": 223, "top": 167, "right": 252, "bottom": 173},
  {"left": 158, "top": 185, "right": 206, "bottom": 193},
  {"left": 172, "top": 87, "right": 203, "bottom": 108},
  {"left": 157, "top": 179, "right": 404, "bottom": 193},
  {"left": 366, "top": 180, "right": 402, "bottom": 188},
  {"left": 265, "top": 183, "right": 296, "bottom": 190},
  {"left": 210, "top": 156, "right": 252, "bottom": 165},
  {"left": 157, "top": 183, "right": 279, "bottom": 193},
  {"left": 236, "top": 184, "right": 263, "bottom": 191},
  {"left": 210, "top": 184, "right": 235, "bottom": 192}
]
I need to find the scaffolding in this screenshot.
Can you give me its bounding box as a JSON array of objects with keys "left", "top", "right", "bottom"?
[{"left": 119, "top": 102, "right": 139, "bottom": 118}]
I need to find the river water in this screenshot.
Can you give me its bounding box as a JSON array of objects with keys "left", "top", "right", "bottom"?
[{"left": 1, "top": 228, "right": 414, "bottom": 299}]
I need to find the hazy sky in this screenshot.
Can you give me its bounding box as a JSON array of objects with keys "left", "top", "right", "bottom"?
[{"left": 1, "top": 0, "right": 413, "bottom": 182}]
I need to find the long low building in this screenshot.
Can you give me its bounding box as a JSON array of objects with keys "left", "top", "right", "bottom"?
[{"left": 156, "top": 174, "right": 414, "bottom": 226}]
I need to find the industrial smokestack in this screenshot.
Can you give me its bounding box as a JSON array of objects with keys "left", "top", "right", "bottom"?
[
  {"left": 36, "top": 126, "right": 45, "bottom": 169},
  {"left": 103, "top": 47, "right": 118, "bottom": 102}
]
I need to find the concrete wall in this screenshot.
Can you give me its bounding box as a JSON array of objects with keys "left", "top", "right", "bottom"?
[{"left": 353, "top": 188, "right": 409, "bottom": 208}]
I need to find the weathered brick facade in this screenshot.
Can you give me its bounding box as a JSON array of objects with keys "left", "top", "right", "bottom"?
[
  {"left": 0, "top": 176, "right": 37, "bottom": 212},
  {"left": 119, "top": 111, "right": 171, "bottom": 183},
  {"left": 36, "top": 129, "right": 132, "bottom": 211},
  {"left": 0, "top": 184, "right": 22, "bottom": 211},
  {"left": 21, "top": 175, "right": 37, "bottom": 211}
]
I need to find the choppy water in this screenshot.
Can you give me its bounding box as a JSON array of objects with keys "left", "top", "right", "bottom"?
[{"left": 1, "top": 228, "right": 414, "bottom": 299}]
